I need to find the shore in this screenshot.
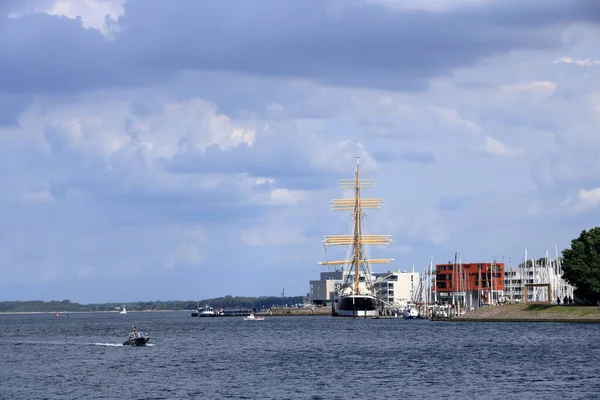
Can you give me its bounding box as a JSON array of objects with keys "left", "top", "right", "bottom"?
[
  {"left": 0, "top": 308, "right": 333, "bottom": 316},
  {"left": 453, "top": 304, "right": 600, "bottom": 323}
]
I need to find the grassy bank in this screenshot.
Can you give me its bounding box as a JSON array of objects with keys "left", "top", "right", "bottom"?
[{"left": 453, "top": 304, "right": 600, "bottom": 323}]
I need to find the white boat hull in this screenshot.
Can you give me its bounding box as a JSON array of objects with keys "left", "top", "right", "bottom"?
[
  {"left": 337, "top": 308, "right": 379, "bottom": 317},
  {"left": 198, "top": 311, "right": 215, "bottom": 317}
]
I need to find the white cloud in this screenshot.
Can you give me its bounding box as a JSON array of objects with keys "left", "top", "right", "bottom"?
[
  {"left": 6, "top": 0, "right": 125, "bottom": 37},
  {"left": 432, "top": 107, "right": 481, "bottom": 134},
  {"left": 499, "top": 81, "right": 557, "bottom": 97},
  {"left": 574, "top": 188, "right": 600, "bottom": 212},
  {"left": 43, "top": 0, "right": 124, "bottom": 36},
  {"left": 475, "top": 137, "right": 526, "bottom": 158},
  {"left": 554, "top": 57, "right": 600, "bottom": 67},
  {"left": 269, "top": 188, "right": 311, "bottom": 206}
]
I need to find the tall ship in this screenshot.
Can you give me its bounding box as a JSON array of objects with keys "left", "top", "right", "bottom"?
[{"left": 319, "top": 158, "right": 393, "bottom": 317}]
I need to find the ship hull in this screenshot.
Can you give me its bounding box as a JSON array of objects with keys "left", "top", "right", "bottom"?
[
  {"left": 123, "top": 337, "right": 150, "bottom": 346},
  {"left": 337, "top": 295, "right": 379, "bottom": 317},
  {"left": 198, "top": 311, "right": 215, "bottom": 317}
]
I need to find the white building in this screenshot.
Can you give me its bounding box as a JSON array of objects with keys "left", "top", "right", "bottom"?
[
  {"left": 504, "top": 251, "right": 575, "bottom": 304},
  {"left": 373, "top": 270, "right": 423, "bottom": 308}
]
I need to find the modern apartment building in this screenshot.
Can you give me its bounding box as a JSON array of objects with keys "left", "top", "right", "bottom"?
[{"left": 434, "top": 261, "right": 505, "bottom": 306}]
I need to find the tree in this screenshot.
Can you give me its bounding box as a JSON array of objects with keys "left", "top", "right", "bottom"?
[{"left": 561, "top": 227, "right": 600, "bottom": 303}]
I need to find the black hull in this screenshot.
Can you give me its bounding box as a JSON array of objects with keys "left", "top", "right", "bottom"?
[
  {"left": 337, "top": 295, "right": 378, "bottom": 317},
  {"left": 123, "top": 337, "right": 150, "bottom": 346}
]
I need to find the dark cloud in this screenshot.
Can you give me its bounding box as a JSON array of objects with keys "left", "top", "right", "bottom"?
[
  {"left": 0, "top": 0, "right": 594, "bottom": 98},
  {"left": 0, "top": 94, "right": 32, "bottom": 126}
]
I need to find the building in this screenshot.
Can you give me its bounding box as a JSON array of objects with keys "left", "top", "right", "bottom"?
[
  {"left": 434, "top": 261, "right": 505, "bottom": 307},
  {"left": 308, "top": 269, "right": 422, "bottom": 308},
  {"left": 504, "top": 254, "right": 575, "bottom": 304},
  {"left": 308, "top": 271, "right": 343, "bottom": 305},
  {"left": 373, "top": 270, "right": 422, "bottom": 308}
]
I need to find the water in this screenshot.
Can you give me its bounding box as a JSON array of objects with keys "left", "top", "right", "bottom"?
[{"left": 0, "top": 312, "right": 599, "bottom": 399}]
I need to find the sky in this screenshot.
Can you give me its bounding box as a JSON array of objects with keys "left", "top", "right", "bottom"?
[{"left": 1, "top": 0, "right": 600, "bottom": 303}]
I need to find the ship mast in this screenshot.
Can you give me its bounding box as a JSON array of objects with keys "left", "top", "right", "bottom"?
[{"left": 319, "top": 157, "right": 393, "bottom": 295}]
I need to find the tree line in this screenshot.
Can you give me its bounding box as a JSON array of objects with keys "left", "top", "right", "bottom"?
[{"left": 0, "top": 295, "right": 305, "bottom": 313}]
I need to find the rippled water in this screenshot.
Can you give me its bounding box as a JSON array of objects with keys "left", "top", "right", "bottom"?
[{"left": 1, "top": 312, "right": 599, "bottom": 399}]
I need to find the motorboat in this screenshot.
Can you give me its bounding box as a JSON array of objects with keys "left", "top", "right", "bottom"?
[
  {"left": 403, "top": 306, "right": 421, "bottom": 319},
  {"left": 198, "top": 306, "right": 215, "bottom": 317},
  {"left": 243, "top": 313, "right": 265, "bottom": 321},
  {"left": 123, "top": 327, "right": 150, "bottom": 346}
]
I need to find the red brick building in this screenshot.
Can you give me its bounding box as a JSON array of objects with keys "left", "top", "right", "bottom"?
[{"left": 434, "top": 262, "right": 505, "bottom": 305}]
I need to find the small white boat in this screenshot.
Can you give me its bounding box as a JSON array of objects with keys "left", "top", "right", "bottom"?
[
  {"left": 119, "top": 305, "right": 127, "bottom": 314},
  {"left": 198, "top": 306, "right": 215, "bottom": 317},
  {"left": 402, "top": 306, "right": 421, "bottom": 319},
  {"left": 243, "top": 313, "right": 265, "bottom": 321}
]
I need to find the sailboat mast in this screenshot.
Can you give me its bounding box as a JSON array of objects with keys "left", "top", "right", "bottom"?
[
  {"left": 319, "top": 159, "right": 393, "bottom": 310},
  {"left": 353, "top": 157, "right": 362, "bottom": 294}
]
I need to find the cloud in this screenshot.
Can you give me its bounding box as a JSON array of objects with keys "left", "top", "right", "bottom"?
[
  {"left": 1, "top": 0, "right": 595, "bottom": 100},
  {"left": 470, "top": 137, "right": 526, "bottom": 158},
  {"left": 19, "top": 0, "right": 126, "bottom": 37},
  {"left": 432, "top": 107, "right": 481, "bottom": 134},
  {"left": 572, "top": 188, "right": 600, "bottom": 212},
  {"left": 554, "top": 56, "right": 600, "bottom": 66},
  {"left": 2, "top": 0, "right": 600, "bottom": 302},
  {"left": 373, "top": 150, "right": 437, "bottom": 164},
  {"left": 365, "top": 0, "right": 492, "bottom": 12}
]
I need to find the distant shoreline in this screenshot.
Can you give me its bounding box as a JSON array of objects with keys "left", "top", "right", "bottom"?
[
  {"left": 0, "top": 308, "right": 333, "bottom": 316},
  {"left": 0, "top": 310, "right": 191, "bottom": 315},
  {"left": 451, "top": 304, "right": 600, "bottom": 323}
]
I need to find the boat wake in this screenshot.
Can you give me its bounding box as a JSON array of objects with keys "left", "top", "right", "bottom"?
[{"left": 92, "top": 343, "right": 155, "bottom": 347}]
